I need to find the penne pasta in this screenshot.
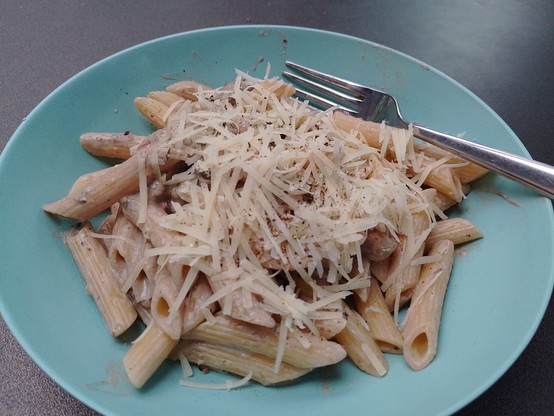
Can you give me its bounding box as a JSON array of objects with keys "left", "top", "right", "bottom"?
[
  {"left": 314, "top": 316, "right": 348, "bottom": 339},
  {"left": 421, "top": 188, "right": 455, "bottom": 213},
  {"left": 80, "top": 132, "right": 146, "bottom": 160},
  {"left": 96, "top": 203, "right": 119, "bottom": 235},
  {"left": 370, "top": 257, "right": 391, "bottom": 285},
  {"left": 134, "top": 97, "right": 169, "bottom": 129},
  {"left": 181, "top": 276, "right": 218, "bottom": 334},
  {"left": 165, "top": 80, "right": 209, "bottom": 101},
  {"left": 178, "top": 340, "right": 311, "bottom": 386},
  {"left": 183, "top": 314, "right": 346, "bottom": 369},
  {"left": 384, "top": 210, "right": 432, "bottom": 313},
  {"left": 151, "top": 266, "right": 183, "bottom": 340},
  {"left": 402, "top": 239, "right": 455, "bottom": 371},
  {"left": 43, "top": 136, "right": 180, "bottom": 220},
  {"left": 108, "top": 211, "right": 151, "bottom": 282},
  {"left": 423, "top": 164, "right": 465, "bottom": 202},
  {"left": 335, "top": 304, "right": 388, "bottom": 377},
  {"left": 425, "top": 218, "right": 483, "bottom": 250},
  {"left": 67, "top": 168, "right": 112, "bottom": 195},
  {"left": 355, "top": 279, "right": 404, "bottom": 354},
  {"left": 333, "top": 111, "right": 382, "bottom": 149},
  {"left": 333, "top": 111, "right": 488, "bottom": 186},
  {"left": 454, "top": 163, "right": 488, "bottom": 184},
  {"left": 203, "top": 273, "right": 277, "bottom": 328},
  {"left": 119, "top": 193, "right": 185, "bottom": 248},
  {"left": 259, "top": 78, "right": 297, "bottom": 98},
  {"left": 417, "top": 143, "right": 488, "bottom": 184},
  {"left": 65, "top": 222, "right": 137, "bottom": 337},
  {"left": 147, "top": 90, "right": 184, "bottom": 107},
  {"left": 123, "top": 322, "right": 179, "bottom": 388}
]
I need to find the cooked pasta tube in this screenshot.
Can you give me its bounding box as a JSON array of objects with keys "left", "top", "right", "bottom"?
[
  {"left": 65, "top": 222, "right": 137, "bottom": 336},
  {"left": 333, "top": 111, "right": 382, "bottom": 148},
  {"left": 96, "top": 203, "right": 119, "bottom": 235},
  {"left": 108, "top": 210, "right": 144, "bottom": 256},
  {"left": 294, "top": 279, "right": 347, "bottom": 338},
  {"left": 164, "top": 261, "right": 188, "bottom": 292},
  {"left": 85, "top": 209, "right": 156, "bottom": 308},
  {"left": 425, "top": 218, "right": 483, "bottom": 250},
  {"left": 80, "top": 132, "right": 146, "bottom": 160},
  {"left": 418, "top": 144, "right": 488, "bottom": 183},
  {"left": 402, "top": 239, "right": 455, "bottom": 371},
  {"left": 259, "top": 79, "right": 296, "bottom": 98},
  {"left": 135, "top": 92, "right": 188, "bottom": 129},
  {"left": 314, "top": 316, "right": 348, "bottom": 339},
  {"left": 119, "top": 193, "right": 184, "bottom": 247},
  {"left": 178, "top": 340, "right": 311, "bottom": 386},
  {"left": 134, "top": 97, "right": 169, "bottom": 129},
  {"left": 454, "top": 163, "right": 488, "bottom": 184},
  {"left": 147, "top": 91, "right": 184, "bottom": 107},
  {"left": 183, "top": 314, "right": 346, "bottom": 369},
  {"left": 108, "top": 212, "right": 159, "bottom": 306},
  {"left": 335, "top": 303, "right": 388, "bottom": 377},
  {"left": 67, "top": 168, "right": 111, "bottom": 195},
  {"left": 421, "top": 188, "right": 455, "bottom": 213},
  {"left": 355, "top": 279, "right": 403, "bottom": 354},
  {"left": 108, "top": 212, "right": 147, "bottom": 277},
  {"left": 165, "top": 80, "right": 209, "bottom": 101},
  {"left": 151, "top": 267, "right": 183, "bottom": 340},
  {"left": 422, "top": 186, "right": 471, "bottom": 213},
  {"left": 123, "top": 322, "right": 179, "bottom": 388},
  {"left": 383, "top": 236, "right": 419, "bottom": 312},
  {"left": 370, "top": 257, "right": 391, "bottom": 285},
  {"left": 43, "top": 137, "right": 180, "bottom": 220},
  {"left": 123, "top": 195, "right": 274, "bottom": 328},
  {"left": 423, "top": 164, "right": 464, "bottom": 202},
  {"left": 182, "top": 277, "right": 217, "bottom": 334},
  {"left": 202, "top": 273, "right": 276, "bottom": 329},
  {"left": 335, "top": 111, "right": 465, "bottom": 202},
  {"left": 384, "top": 210, "right": 432, "bottom": 312},
  {"left": 333, "top": 112, "right": 488, "bottom": 187}
]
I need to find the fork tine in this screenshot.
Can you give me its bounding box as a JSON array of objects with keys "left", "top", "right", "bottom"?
[
  {"left": 292, "top": 86, "right": 358, "bottom": 114},
  {"left": 283, "top": 71, "right": 364, "bottom": 109},
  {"left": 285, "top": 61, "right": 369, "bottom": 95}
]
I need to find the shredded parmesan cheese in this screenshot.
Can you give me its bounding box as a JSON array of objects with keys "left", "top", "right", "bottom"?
[
  {"left": 137, "top": 154, "right": 148, "bottom": 225},
  {"left": 179, "top": 370, "right": 253, "bottom": 390},
  {"left": 179, "top": 352, "right": 194, "bottom": 378}
]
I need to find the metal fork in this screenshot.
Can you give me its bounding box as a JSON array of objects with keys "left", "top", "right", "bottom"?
[{"left": 283, "top": 61, "right": 554, "bottom": 199}]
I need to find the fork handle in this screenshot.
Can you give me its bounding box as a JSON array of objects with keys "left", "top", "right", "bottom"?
[{"left": 413, "top": 126, "right": 554, "bottom": 199}]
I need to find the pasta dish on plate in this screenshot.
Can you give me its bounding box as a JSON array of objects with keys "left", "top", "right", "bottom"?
[{"left": 43, "top": 69, "right": 485, "bottom": 389}]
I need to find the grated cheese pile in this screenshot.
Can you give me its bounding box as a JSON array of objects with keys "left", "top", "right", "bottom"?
[{"left": 132, "top": 70, "right": 438, "bottom": 360}]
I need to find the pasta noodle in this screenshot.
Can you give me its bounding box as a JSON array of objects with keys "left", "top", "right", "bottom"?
[
  {"left": 355, "top": 279, "right": 403, "bottom": 354},
  {"left": 335, "top": 303, "right": 388, "bottom": 377},
  {"left": 182, "top": 313, "right": 346, "bottom": 369},
  {"left": 402, "top": 239, "right": 455, "bottom": 370},
  {"left": 123, "top": 322, "right": 179, "bottom": 388},
  {"left": 65, "top": 222, "right": 137, "bottom": 337},
  {"left": 44, "top": 69, "right": 485, "bottom": 389}
]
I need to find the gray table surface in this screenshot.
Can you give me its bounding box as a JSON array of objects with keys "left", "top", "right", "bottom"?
[{"left": 1, "top": 1, "right": 553, "bottom": 415}]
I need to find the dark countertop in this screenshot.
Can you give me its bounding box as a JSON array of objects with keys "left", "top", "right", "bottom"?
[{"left": 1, "top": 1, "right": 552, "bottom": 415}]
